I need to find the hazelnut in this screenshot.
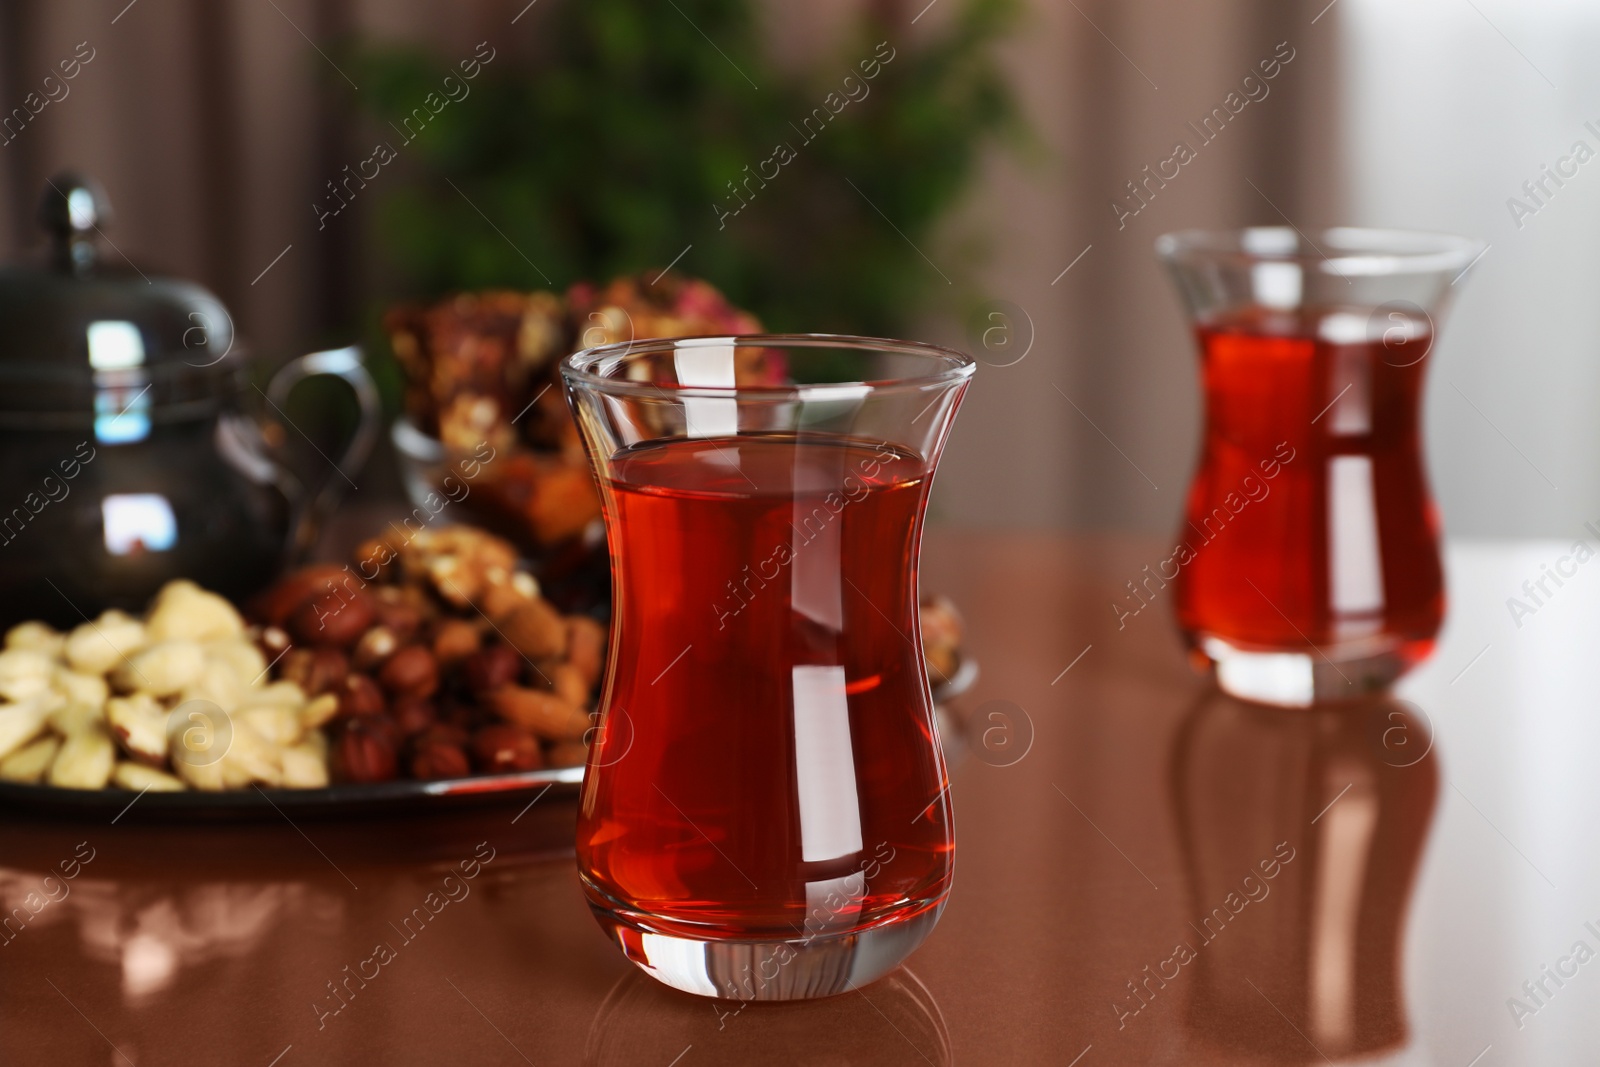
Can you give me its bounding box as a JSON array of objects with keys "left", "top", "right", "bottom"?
[
  {"left": 280, "top": 647, "right": 349, "bottom": 697},
  {"left": 471, "top": 725, "right": 544, "bottom": 773},
  {"left": 289, "top": 587, "right": 376, "bottom": 649},
  {"left": 463, "top": 645, "right": 522, "bottom": 695},
  {"left": 351, "top": 626, "right": 399, "bottom": 671},
  {"left": 391, "top": 696, "right": 438, "bottom": 737},
  {"left": 488, "top": 685, "right": 589, "bottom": 740},
  {"left": 378, "top": 646, "right": 439, "bottom": 699},
  {"left": 331, "top": 719, "right": 398, "bottom": 783},
  {"left": 567, "top": 616, "right": 606, "bottom": 689},
  {"left": 500, "top": 599, "right": 566, "bottom": 661},
  {"left": 337, "top": 673, "right": 387, "bottom": 718},
  {"left": 409, "top": 740, "right": 470, "bottom": 780},
  {"left": 432, "top": 618, "right": 481, "bottom": 668}
]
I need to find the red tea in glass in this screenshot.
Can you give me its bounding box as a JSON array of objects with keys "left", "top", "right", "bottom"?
[
  {"left": 563, "top": 336, "right": 971, "bottom": 999},
  {"left": 1158, "top": 228, "right": 1483, "bottom": 705}
]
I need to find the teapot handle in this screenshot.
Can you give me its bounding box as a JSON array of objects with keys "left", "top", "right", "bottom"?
[{"left": 265, "top": 345, "right": 381, "bottom": 559}]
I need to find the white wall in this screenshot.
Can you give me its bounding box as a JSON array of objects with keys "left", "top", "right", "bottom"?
[{"left": 1343, "top": 0, "right": 1600, "bottom": 538}]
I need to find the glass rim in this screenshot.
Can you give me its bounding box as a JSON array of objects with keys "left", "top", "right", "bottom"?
[
  {"left": 560, "top": 332, "right": 976, "bottom": 401},
  {"left": 1155, "top": 225, "right": 1485, "bottom": 277}
]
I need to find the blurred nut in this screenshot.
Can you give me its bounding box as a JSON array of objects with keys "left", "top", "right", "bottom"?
[
  {"left": 551, "top": 663, "right": 591, "bottom": 709},
  {"left": 463, "top": 645, "right": 522, "bottom": 695},
  {"left": 480, "top": 581, "right": 528, "bottom": 622},
  {"left": 338, "top": 674, "right": 387, "bottom": 719},
  {"left": 289, "top": 588, "right": 376, "bottom": 649},
  {"left": 53, "top": 667, "right": 109, "bottom": 709},
  {"left": 470, "top": 724, "right": 543, "bottom": 774},
  {"left": 500, "top": 599, "right": 567, "bottom": 661},
  {"left": 488, "top": 685, "right": 588, "bottom": 740},
  {"left": 240, "top": 680, "right": 308, "bottom": 708},
  {"left": 546, "top": 739, "right": 590, "bottom": 768},
  {"left": 64, "top": 611, "right": 146, "bottom": 676},
  {"left": 258, "top": 625, "right": 293, "bottom": 657},
  {"left": 391, "top": 696, "right": 438, "bottom": 737},
  {"left": 146, "top": 580, "right": 245, "bottom": 642},
  {"left": 331, "top": 719, "right": 398, "bottom": 783},
  {"left": 432, "top": 618, "right": 481, "bottom": 668},
  {"left": 352, "top": 626, "right": 399, "bottom": 671},
  {"left": 0, "top": 648, "right": 57, "bottom": 702},
  {"left": 48, "top": 728, "right": 115, "bottom": 789},
  {"left": 300, "top": 693, "right": 340, "bottom": 731},
  {"left": 413, "top": 723, "right": 470, "bottom": 750},
  {"left": 281, "top": 743, "right": 330, "bottom": 789},
  {"left": 409, "top": 739, "right": 470, "bottom": 780},
  {"left": 249, "top": 565, "right": 347, "bottom": 627},
  {"left": 113, "top": 640, "right": 205, "bottom": 697},
  {"left": 203, "top": 638, "right": 268, "bottom": 688},
  {"left": 105, "top": 693, "right": 169, "bottom": 766},
  {"left": 372, "top": 594, "right": 425, "bottom": 643},
  {"left": 112, "top": 762, "right": 186, "bottom": 792},
  {"left": 567, "top": 616, "right": 606, "bottom": 690},
  {"left": 352, "top": 537, "right": 400, "bottom": 584},
  {"left": 5, "top": 621, "right": 64, "bottom": 657},
  {"left": 378, "top": 646, "right": 439, "bottom": 699},
  {"left": 280, "top": 647, "right": 349, "bottom": 697},
  {"left": 0, "top": 735, "right": 61, "bottom": 783}
]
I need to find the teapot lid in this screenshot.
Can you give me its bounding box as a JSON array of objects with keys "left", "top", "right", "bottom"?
[{"left": 0, "top": 173, "right": 241, "bottom": 429}]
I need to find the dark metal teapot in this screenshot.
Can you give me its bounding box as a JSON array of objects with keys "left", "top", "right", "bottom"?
[{"left": 0, "top": 174, "right": 378, "bottom": 625}]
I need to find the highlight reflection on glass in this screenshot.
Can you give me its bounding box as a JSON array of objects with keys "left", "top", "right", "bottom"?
[
  {"left": 1168, "top": 689, "right": 1438, "bottom": 1060},
  {"left": 563, "top": 336, "right": 972, "bottom": 1000},
  {"left": 1156, "top": 227, "right": 1484, "bottom": 706}
]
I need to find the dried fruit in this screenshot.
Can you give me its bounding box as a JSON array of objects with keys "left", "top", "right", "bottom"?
[
  {"left": 567, "top": 616, "right": 606, "bottom": 689},
  {"left": 432, "top": 618, "right": 481, "bottom": 667},
  {"left": 500, "top": 599, "right": 566, "bottom": 661},
  {"left": 487, "top": 685, "right": 588, "bottom": 740},
  {"left": 550, "top": 663, "right": 591, "bottom": 709}
]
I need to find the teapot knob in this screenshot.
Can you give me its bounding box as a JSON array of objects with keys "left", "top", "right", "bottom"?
[{"left": 38, "top": 172, "right": 111, "bottom": 276}]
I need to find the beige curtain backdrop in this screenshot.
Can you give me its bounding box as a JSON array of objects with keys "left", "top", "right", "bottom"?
[{"left": 0, "top": 0, "right": 1342, "bottom": 535}]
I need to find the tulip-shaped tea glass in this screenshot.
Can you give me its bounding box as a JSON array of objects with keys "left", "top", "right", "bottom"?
[
  {"left": 562, "top": 335, "right": 972, "bottom": 1000},
  {"left": 1157, "top": 227, "right": 1483, "bottom": 706}
]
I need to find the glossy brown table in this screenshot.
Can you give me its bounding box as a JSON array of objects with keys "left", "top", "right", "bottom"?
[{"left": 1, "top": 534, "right": 1590, "bottom": 1065}]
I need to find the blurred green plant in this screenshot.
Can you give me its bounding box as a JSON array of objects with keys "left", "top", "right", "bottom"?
[{"left": 350, "top": 0, "right": 1027, "bottom": 336}]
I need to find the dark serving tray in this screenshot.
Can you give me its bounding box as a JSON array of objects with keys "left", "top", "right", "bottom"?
[{"left": 0, "top": 657, "right": 976, "bottom": 822}]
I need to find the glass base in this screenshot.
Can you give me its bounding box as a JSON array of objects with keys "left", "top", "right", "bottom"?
[
  {"left": 1199, "top": 635, "right": 1426, "bottom": 707},
  {"left": 589, "top": 897, "right": 947, "bottom": 1002}
]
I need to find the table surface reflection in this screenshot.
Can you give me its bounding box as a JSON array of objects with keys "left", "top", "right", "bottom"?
[{"left": 1, "top": 533, "right": 1592, "bottom": 1066}]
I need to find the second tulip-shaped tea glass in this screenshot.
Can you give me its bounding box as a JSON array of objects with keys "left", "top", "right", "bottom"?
[
  {"left": 1157, "top": 227, "right": 1483, "bottom": 706},
  {"left": 562, "top": 335, "right": 972, "bottom": 1001}
]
